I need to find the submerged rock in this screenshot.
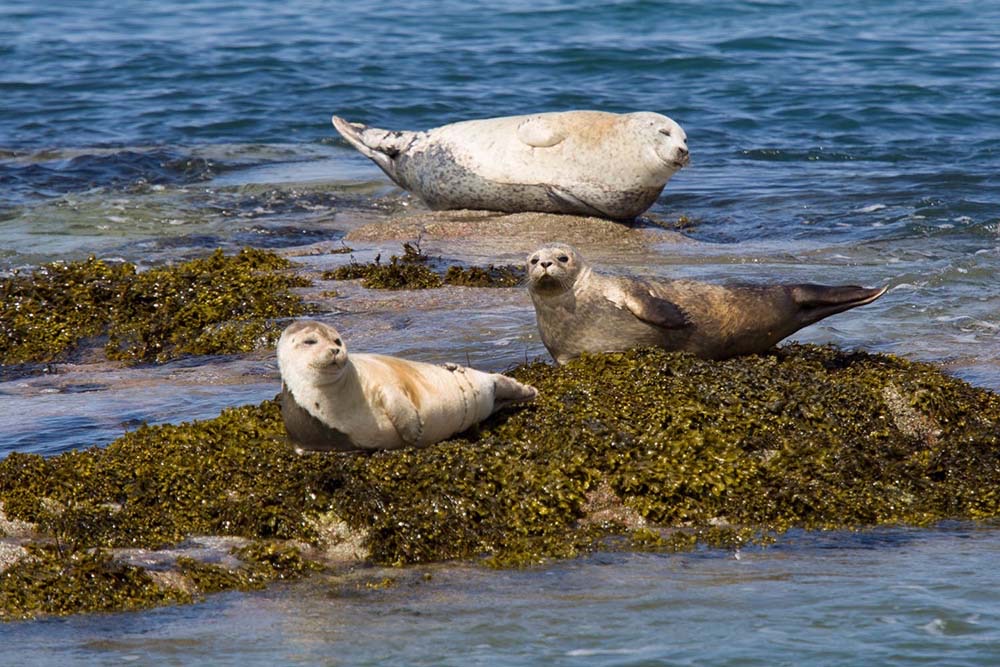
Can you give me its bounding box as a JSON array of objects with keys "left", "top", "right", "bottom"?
[{"left": 2, "top": 345, "right": 999, "bottom": 618}]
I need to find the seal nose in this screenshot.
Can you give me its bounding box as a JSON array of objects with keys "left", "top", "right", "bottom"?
[{"left": 540, "top": 260, "right": 553, "bottom": 269}]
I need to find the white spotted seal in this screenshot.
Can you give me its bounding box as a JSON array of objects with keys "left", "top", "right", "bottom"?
[
  {"left": 331, "top": 110, "right": 689, "bottom": 221},
  {"left": 526, "top": 244, "right": 888, "bottom": 363},
  {"left": 276, "top": 320, "right": 537, "bottom": 452}
]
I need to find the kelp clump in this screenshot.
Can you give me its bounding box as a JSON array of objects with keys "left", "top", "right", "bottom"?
[
  {"left": 0, "top": 257, "right": 134, "bottom": 366},
  {"left": 442, "top": 264, "right": 524, "bottom": 288},
  {"left": 0, "top": 248, "right": 310, "bottom": 365},
  {"left": 324, "top": 242, "right": 524, "bottom": 289},
  {"left": 2, "top": 345, "right": 1000, "bottom": 618}
]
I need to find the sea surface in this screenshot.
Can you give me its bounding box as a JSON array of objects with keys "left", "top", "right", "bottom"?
[{"left": 2, "top": 0, "right": 999, "bottom": 663}]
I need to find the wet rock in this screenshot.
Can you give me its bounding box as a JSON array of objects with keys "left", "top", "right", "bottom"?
[
  {"left": 2, "top": 344, "right": 1000, "bottom": 617},
  {"left": 344, "top": 209, "right": 690, "bottom": 257}
]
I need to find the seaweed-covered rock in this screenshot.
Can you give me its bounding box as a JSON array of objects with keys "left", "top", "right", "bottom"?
[
  {"left": 2, "top": 345, "right": 1000, "bottom": 618},
  {"left": 323, "top": 242, "right": 524, "bottom": 289},
  {"left": 0, "top": 248, "right": 310, "bottom": 366},
  {"left": 442, "top": 264, "right": 524, "bottom": 288}
]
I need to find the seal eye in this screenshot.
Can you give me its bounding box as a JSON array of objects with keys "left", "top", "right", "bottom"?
[
  {"left": 557, "top": 255, "right": 569, "bottom": 263},
  {"left": 334, "top": 338, "right": 342, "bottom": 346},
  {"left": 303, "top": 338, "right": 317, "bottom": 346},
  {"left": 658, "top": 128, "right": 671, "bottom": 137},
  {"left": 530, "top": 257, "right": 539, "bottom": 265}
]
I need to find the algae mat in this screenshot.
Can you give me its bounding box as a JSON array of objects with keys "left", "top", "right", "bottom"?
[{"left": 2, "top": 345, "right": 1000, "bottom": 620}]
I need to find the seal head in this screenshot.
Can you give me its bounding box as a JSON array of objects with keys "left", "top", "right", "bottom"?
[
  {"left": 277, "top": 321, "right": 359, "bottom": 452},
  {"left": 527, "top": 245, "right": 587, "bottom": 295}
]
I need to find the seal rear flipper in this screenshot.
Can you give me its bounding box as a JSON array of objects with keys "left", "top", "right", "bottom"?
[
  {"left": 331, "top": 115, "right": 414, "bottom": 186},
  {"left": 491, "top": 375, "right": 538, "bottom": 411},
  {"left": 790, "top": 284, "right": 888, "bottom": 325}
]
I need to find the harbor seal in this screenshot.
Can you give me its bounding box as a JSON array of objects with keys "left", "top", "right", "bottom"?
[
  {"left": 276, "top": 320, "right": 538, "bottom": 451},
  {"left": 331, "top": 110, "right": 689, "bottom": 221},
  {"left": 526, "top": 245, "right": 888, "bottom": 363}
]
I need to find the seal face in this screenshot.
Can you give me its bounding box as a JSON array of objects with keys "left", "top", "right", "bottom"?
[
  {"left": 276, "top": 320, "right": 537, "bottom": 452},
  {"left": 526, "top": 244, "right": 888, "bottom": 364},
  {"left": 332, "top": 110, "right": 689, "bottom": 221}
]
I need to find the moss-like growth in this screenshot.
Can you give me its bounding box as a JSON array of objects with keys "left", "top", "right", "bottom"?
[
  {"left": 339, "top": 256, "right": 444, "bottom": 290},
  {"left": 323, "top": 243, "right": 523, "bottom": 289},
  {"left": 0, "top": 257, "right": 135, "bottom": 365},
  {"left": 0, "top": 248, "right": 310, "bottom": 366},
  {"left": 323, "top": 243, "right": 443, "bottom": 290},
  {"left": 176, "top": 542, "right": 319, "bottom": 594},
  {"left": 106, "top": 248, "right": 310, "bottom": 362},
  {"left": 0, "top": 545, "right": 189, "bottom": 621},
  {"left": 443, "top": 264, "right": 524, "bottom": 288},
  {"left": 3, "top": 345, "right": 1000, "bottom": 618},
  {"left": 0, "top": 401, "right": 327, "bottom": 549}
]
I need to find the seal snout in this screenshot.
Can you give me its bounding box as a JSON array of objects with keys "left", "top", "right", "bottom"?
[
  {"left": 674, "top": 145, "right": 690, "bottom": 167},
  {"left": 315, "top": 340, "right": 347, "bottom": 370}
]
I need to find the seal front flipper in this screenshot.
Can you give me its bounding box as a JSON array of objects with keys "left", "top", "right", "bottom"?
[
  {"left": 619, "top": 281, "right": 691, "bottom": 330},
  {"left": 377, "top": 386, "right": 424, "bottom": 446},
  {"left": 790, "top": 284, "right": 889, "bottom": 327},
  {"left": 331, "top": 115, "right": 416, "bottom": 187},
  {"left": 516, "top": 116, "right": 568, "bottom": 148},
  {"left": 544, "top": 185, "right": 613, "bottom": 219}
]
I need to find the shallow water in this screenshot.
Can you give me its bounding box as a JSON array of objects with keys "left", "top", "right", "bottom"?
[
  {"left": 3, "top": 525, "right": 1000, "bottom": 666},
  {"left": 2, "top": 0, "right": 1000, "bottom": 660}
]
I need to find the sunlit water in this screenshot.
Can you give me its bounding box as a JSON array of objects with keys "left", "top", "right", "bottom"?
[
  {"left": 1, "top": 0, "right": 999, "bottom": 662},
  {"left": 3, "top": 526, "right": 1000, "bottom": 666}
]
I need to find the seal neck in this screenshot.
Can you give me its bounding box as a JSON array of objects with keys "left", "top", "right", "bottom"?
[
  {"left": 572, "top": 266, "right": 594, "bottom": 295},
  {"left": 309, "top": 358, "right": 354, "bottom": 387}
]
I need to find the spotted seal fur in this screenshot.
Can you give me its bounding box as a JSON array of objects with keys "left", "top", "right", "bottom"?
[{"left": 332, "top": 110, "right": 689, "bottom": 221}]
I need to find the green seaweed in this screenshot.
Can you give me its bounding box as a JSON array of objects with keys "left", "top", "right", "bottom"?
[
  {"left": 0, "top": 545, "right": 189, "bottom": 621},
  {"left": 2, "top": 345, "right": 1000, "bottom": 619},
  {"left": 323, "top": 243, "right": 524, "bottom": 289},
  {"left": 176, "top": 542, "right": 319, "bottom": 594},
  {"left": 443, "top": 264, "right": 524, "bottom": 288},
  {"left": 323, "top": 243, "right": 443, "bottom": 290},
  {"left": 0, "top": 248, "right": 310, "bottom": 366},
  {"left": 0, "top": 257, "right": 135, "bottom": 365}
]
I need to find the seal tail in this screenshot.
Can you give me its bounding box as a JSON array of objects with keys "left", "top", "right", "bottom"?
[
  {"left": 492, "top": 374, "right": 538, "bottom": 412},
  {"left": 791, "top": 284, "right": 889, "bottom": 326},
  {"left": 331, "top": 115, "right": 415, "bottom": 185}
]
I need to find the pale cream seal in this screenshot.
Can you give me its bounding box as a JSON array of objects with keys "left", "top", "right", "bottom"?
[
  {"left": 276, "top": 320, "right": 537, "bottom": 451},
  {"left": 526, "top": 244, "right": 888, "bottom": 363},
  {"left": 332, "top": 110, "right": 689, "bottom": 221}
]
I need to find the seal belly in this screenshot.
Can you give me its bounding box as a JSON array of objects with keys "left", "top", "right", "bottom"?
[{"left": 395, "top": 145, "right": 662, "bottom": 220}]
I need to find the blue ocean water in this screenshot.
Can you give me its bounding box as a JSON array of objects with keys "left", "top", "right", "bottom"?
[{"left": 2, "top": 0, "right": 1000, "bottom": 662}]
